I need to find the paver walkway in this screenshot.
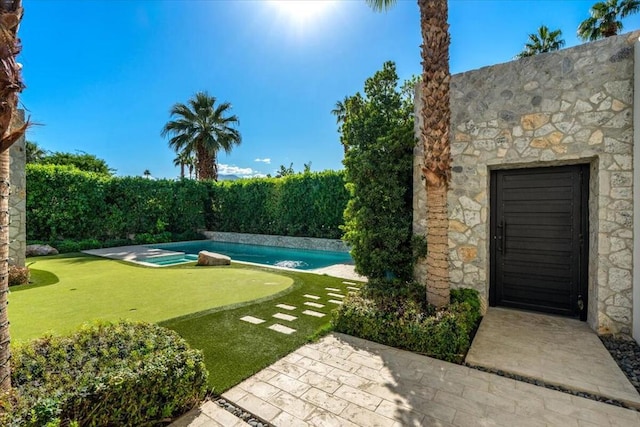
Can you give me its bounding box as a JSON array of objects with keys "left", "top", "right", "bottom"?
[
  {"left": 175, "top": 333, "right": 640, "bottom": 426},
  {"left": 466, "top": 308, "right": 640, "bottom": 407}
]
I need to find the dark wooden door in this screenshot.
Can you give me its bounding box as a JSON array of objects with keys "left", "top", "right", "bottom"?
[{"left": 490, "top": 165, "right": 588, "bottom": 319}]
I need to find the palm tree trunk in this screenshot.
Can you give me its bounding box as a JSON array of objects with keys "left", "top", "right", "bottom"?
[
  {"left": 419, "top": 0, "right": 451, "bottom": 308},
  {"left": 179, "top": 162, "right": 185, "bottom": 179},
  {"left": 212, "top": 153, "right": 218, "bottom": 182},
  {"left": 196, "top": 144, "right": 214, "bottom": 181}
]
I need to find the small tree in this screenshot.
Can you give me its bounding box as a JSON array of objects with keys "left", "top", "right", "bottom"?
[
  {"left": 578, "top": 0, "right": 640, "bottom": 41},
  {"left": 338, "top": 62, "right": 417, "bottom": 281},
  {"left": 516, "top": 25, "right": 565, "bottom": 58}
]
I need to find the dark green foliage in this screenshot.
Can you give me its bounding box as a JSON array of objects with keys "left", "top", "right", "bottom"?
[
  {"left": 40, "top": 151, "right": 114, "bottom": 175},
  {"left": 27, "top": 165, "right": 348, "bottom": 242},
  {"left": 338, "top": 62, "right": 417, "bottom": 280},
  {"left": 206, "top": 171, "right": 349, "bottom": 239},
  {"left": 26, "top": 165, "right": 109, "bottom": 242},
  {"left": 332, "top": 283, "right": 481, "bottom": 363},
  {"left": 2, "top": 321, "right": 208, "bottom": 426}
]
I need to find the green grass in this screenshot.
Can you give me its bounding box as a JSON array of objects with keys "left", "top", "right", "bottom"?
[
  {"left": 162, "top": 271, "right": 361, "bottom": 392},
  {"left": 12, "top": 253, "right": 293, "bottom": 341},
  {"left": 13, "top": 253, "right": 363, "bottom": 394}
]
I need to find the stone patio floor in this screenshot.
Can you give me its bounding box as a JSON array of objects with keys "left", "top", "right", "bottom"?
[
  {"left": 173, "top": 332, "right": 640, "bottom": 427},
  {"left": 466, "top": 307, "right": 640, "bottom": 407}
]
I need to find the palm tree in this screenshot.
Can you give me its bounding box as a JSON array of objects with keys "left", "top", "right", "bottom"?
[
  {"left": 0, "top": 0, "right": 26, "bottom": 392},
  {"left": 367, "top": 0, "right": 451, "bottom": 307},
  {"left": 162, "top": 92, "right": 241, "bottom": 181},
  {"left": 173, "top": 149, "right": 196, "bottom": 179},
  {"left": 143, "top": 169, "right": 151, "bottom": 179},
  {"left": 516, "top": 25, "right": 565, "bottom": 58},
  {"left": 26, "top": 140, "right": 47, "bottom": 163},
  {"left": 578, "top": 0, "right": 640, "bottom": 41}
]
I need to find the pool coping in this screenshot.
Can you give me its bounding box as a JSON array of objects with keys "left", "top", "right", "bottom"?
[{"left": 81, "top": 243, "right": 366, "bottom": 282}]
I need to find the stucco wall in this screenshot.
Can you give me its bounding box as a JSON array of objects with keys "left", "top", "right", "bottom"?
[{"left": 415, "top": 31, "right": 640, "bottom": 334}]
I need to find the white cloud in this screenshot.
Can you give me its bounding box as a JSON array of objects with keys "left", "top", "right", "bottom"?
[
  {"left": 218, "top": 164, "right": 256, "bottom": 176},
  {"left": 254, "top": 158, "right": 271, "bottom": 164}
]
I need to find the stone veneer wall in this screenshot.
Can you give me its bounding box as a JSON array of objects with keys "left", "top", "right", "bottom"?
[
  {"left": 9, "top": 110, "right": 25, "bottom": 267},
  {"left": 414, "top": 31, "right": 640, "bottom": 334},
  {"left": 202, "top": 231, "right": 349, "bottom": 253}
]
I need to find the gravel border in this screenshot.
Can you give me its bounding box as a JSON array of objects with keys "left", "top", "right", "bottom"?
[
  {"left": 600, "top": 334, "right": 640, "bottom": 395},
  {"left": 213, "top": 397, "right": 273, "bottom": 427}
]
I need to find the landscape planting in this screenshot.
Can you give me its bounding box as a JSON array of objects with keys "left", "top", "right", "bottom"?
[{"left": 27, "top": 165, "right": 349, "bottom": 244}]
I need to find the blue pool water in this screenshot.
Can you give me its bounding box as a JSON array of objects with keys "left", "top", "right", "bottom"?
[{"left": 147, "top": 241, "right": 353, "bottom": 270}]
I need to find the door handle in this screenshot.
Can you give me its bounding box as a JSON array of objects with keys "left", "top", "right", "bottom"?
[{"left": 496, "top": 221, "right": 506, "bottom": 254}]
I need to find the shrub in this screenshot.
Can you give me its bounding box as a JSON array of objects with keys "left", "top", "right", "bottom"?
[
  {"left": 332, "top": 282, "right": 481, "bottom": 363},
  {"left": 27, "top": 164, "right": 348, "bottom": 242},
  {"left": 8, "top": 266, "right": 30, "bottom": 287},
  {"left": 2, "top": 321, "right": 208, "bottom": 426},
  {"left": 338, "top": 62, "right": 417, "bottom": 280}
]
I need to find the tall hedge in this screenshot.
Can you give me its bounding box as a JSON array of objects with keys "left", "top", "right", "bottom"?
[
  {"left": 339, "top": 62, "right": 418, "bottom": 280},
  {"left": 208, "top": 171, "right": 348, "bottom": 239},
  {"left": 26, "top": 165, "right": 348, "bottom": 242}
]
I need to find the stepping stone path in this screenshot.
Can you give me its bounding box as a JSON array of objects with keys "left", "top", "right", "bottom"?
[
  {"left": 302, "top": 310, "right": 325, "bottom": 318},
  {"left": 239, "top": 280, "right": 362, "bottom": 336},
  {"left": 272, "top": 312, "right": 297, "bottom": 322},
  {"left": 327, "top": 292, "right": 345, "bottom": 299},
  {"left": 304, "top": 301, "right": 325, "bottom": 308},
  {"left": 268, "top": 324, "right": 296, "bottom": 335},
  {"left": 240, "top": 316, "right": 266, "bottom": 325}
]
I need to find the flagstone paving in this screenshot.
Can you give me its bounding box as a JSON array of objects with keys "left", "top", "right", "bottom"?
[{"left": 213, "top": 333, "right": 640, "bottom": 427}]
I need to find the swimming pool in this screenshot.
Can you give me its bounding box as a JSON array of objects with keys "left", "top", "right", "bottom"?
[{"left": 146, "top": 240, "right": 353, "bottom": 270}]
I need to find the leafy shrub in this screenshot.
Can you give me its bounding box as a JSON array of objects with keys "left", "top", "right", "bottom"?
[
  {"left": 8, "top": 266, "right": 30, "bottom": 287},
  {"left": 2, "top": 321, "right": 208, "bottom": 427},
  {"left": 27, "top": 164, "right": 348, "bottom": 241},
  {"left": 338, "top": 62, "right": 417, "bottom": 280},
  {"left": 332, "top": 282, "right": 481, "bottom": 363}
]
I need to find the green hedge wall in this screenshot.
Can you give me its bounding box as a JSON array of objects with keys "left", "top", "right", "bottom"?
[
  {"left": 27, "top": 165, "right": 348, "bottom": 242},
  {"left": 208, "top": 171, "right": 349, "bottom": 239}
]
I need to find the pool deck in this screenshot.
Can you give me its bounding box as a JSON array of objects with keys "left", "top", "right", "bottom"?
[{"left": 82, "top": 245, "right": 366, "bottom": 281}]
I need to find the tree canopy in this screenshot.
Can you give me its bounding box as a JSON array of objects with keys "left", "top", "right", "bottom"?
[
  {"left": 162, "top": 91, "right": 241, "bottom": 181},
  {"left": 516, "top": 25, "right": 565, "bottom": 58},
  {"left": 578, "top": 0, "right": 640, "bottom": 41}
]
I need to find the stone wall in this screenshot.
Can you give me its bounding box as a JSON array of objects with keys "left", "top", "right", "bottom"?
[
  {"left": 414, "top": 31, "right": 640, "bottom": 334},
  {"left": 202, "top": 231, "right": 349, "bottom": 253},
  {"left": 9, "top": 110, "right": 25, "bottom": 267}
]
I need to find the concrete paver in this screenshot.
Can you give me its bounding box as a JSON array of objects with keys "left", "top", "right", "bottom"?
[
  {"left": 466, "top": 308, "right": 640, "bottom": 407},
  {"left": 209, "top": 333, "right": 640, "bottom": 426}
]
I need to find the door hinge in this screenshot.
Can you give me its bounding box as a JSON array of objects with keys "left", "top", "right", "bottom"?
[{"left": 577, "top": 294, "right": 585, "bottom": 312}]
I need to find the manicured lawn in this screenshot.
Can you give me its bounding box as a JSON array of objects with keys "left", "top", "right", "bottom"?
[
  {"left": 12, "top": 253, "right": 363, "bottom": 394},
  {"left": 162, "top": 271, "right": 361, "bottom": 392},
  {"left": 12, "top": 253, "right": 293, "bottom": 341}
]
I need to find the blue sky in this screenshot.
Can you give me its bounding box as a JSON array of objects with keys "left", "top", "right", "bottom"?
[{"left": 20, "top": 0, "right": 640, "bottom": 179}]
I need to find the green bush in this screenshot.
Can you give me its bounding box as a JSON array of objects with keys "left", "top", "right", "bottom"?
[
  {"left": 27, "top": 165, "right": 348, "bottom": 242},
  {"left": 2, "top": 321, "right": 208, "bottom": 427},
  {"left": 206, "top": 171, "right": 348, "bottom": 239},
  {"left": 332, "top": 282, "right": 481, "bottom": 363},
  {"left": 338, "top": 62, "right": 417, "bottom": 280}
]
